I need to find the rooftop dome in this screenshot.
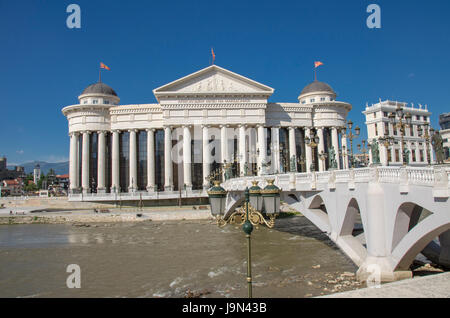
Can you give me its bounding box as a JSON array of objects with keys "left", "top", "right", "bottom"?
[
  {"left": 81, "top": 82, "right": 118, "bottom": 97},
  {"left": 300, "top": 80, "right": 335, "bottom": 96}
]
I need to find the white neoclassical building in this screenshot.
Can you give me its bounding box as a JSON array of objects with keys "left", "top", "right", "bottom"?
[
  {"left": 363, "top": 100, "right": 434, "bottom": 166},
  {"left": 62, "top": 65, "right": 352, "bottom": 202}
]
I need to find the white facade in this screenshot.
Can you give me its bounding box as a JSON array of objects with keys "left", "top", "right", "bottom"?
[
  {"left": 363, "top": 100, "right": 433, "bottom": 166},
  {"left": 62, "top": 65, "right": 352, "bottom": 201}
]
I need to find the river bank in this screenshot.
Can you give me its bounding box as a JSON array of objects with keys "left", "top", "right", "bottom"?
[{"left": 0, "top": 207, "right": 213, "bottom": 225}]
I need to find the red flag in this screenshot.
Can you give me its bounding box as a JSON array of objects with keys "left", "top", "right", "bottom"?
[
  {"left": 211, "top": 48, "right": 215, "bottom": 64},
  {"left": 314, "top": 61, "right": 324, "bottom": 68},
  {"left": 100, "top": 62, "right": 110, "bottom": 70}
]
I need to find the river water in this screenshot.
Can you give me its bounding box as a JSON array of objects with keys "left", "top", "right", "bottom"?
[{"left": 0, "top": 216, "right": 360, "bottom": 298}]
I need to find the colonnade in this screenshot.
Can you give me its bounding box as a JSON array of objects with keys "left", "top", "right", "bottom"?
[{"left": 68, "top": 125, "right": 345, "bottom": 194}]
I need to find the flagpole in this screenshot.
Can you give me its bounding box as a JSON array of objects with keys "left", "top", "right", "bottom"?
[{"left": 99, "top": 68, "right": 102, "bottom": 83}]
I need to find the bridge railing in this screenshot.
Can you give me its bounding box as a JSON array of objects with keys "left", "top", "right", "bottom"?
[{"left": 224, "top": 166, "right": 449, "bottom": 198}]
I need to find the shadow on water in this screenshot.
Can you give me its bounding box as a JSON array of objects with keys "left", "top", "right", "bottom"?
[{"left": 272, "top": 216, "right": 340, "bottom": 250}]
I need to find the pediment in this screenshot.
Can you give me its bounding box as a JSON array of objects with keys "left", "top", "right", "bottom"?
[{"left": 153, "top": 65, "right": 274, "bottom": 99}]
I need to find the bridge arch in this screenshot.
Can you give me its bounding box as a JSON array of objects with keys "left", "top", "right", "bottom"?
[
  {"left": 392, "top": 215, "right": 450, "bottom": 271},
  {"left": 391, "top": 202, "right": 432, "bottom": 252},
  {"left": 335, "top": 198, "right": 368, "bottom": 266}
]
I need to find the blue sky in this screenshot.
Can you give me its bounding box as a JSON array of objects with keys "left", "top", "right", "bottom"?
[{"left": 1, "top": 0, "right": 449, "bottom": 165}]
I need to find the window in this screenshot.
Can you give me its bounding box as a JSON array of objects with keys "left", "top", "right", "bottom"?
[
  {"left": 93, "top": 99, "right": 98, "bottom": 104},
  {"left": 310, "top": 99, "right": 315, "bottom": 103},
  {"left": 395, "top": 149, "right": 400, "bottom": 162},
  {"left": 384, "top": 112, "right": 388, "bottom": 117},
  {"left": 104, "top": 100, "right": 110, "bottom": 105},
  {"left": 301, "top": 100, "right": 306, "bottom": 104},
  {"left": 423, "top": 116, "right": 427, "bottom": 121},
  {"left": 420, "top": 150, "right": 424, "bottom": 162},
  {"left": 387, "top": 149, "right": 392, "bottom": 162},
  {"left": 320, "top": 97, "right": 325, "bottom": 102},
  {"left": 83, "top": 100, "right": 88, "bottom": 104},
  {"left": 373, "top": 112, "right": 377, "bottom": 118},
  {"left": 393, "top": 128, "right": 397, "bottom": 135},
  {"left": 412, "top": 150, "right": 416, "bottom": 162},
  {"left": 409, "top": 125, "right": 414, "bottom": 137},
  {"left": 374, "top": 123, "right": 378, "bottom": 136},
  {"left": 384, "top": 123, "right": 389, "bottom": 135}
]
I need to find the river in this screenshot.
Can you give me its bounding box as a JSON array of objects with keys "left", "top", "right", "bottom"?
[{"left": 0, "top": 216, "right": 361, "bottom": 298}]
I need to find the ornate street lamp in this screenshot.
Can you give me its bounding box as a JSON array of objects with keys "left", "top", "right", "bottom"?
[
  {"left": 346, "top": 120, "right": 360, "bottom": 168},
  {"left": 305, "top": 130, "right": 320, "bottom": 172},
  {"left": 389, "top": 105, "right": 412, "bottom": 166},
  {"left": 418, "top": 124, "right": 432, "bottom": 165},
  {"left": 357, "top": 140, "right": 368, "bottom": 167},
  {"left": 207, "top": 180, "right": 280, "bottom": 298},
  {"left": 261, "top": 179, "right": 281, "bottom": 215},
  {"left": 249, "top": 181, "right": 263, "bottom": 211},
  {"left": 207, "top": 181, "right": 227, "bottom": 217},
  {"left": 378, "top": 136, "right": 395, "bottom": 166}
]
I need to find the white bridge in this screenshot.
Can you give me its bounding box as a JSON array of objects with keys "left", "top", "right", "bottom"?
[{"left": 223, "top": 166, "right": 450, "bottom": 282}]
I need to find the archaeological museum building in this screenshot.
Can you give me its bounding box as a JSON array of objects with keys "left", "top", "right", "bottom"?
[{"left": 62, "top": 65, "right": 353, "bottom": 202}]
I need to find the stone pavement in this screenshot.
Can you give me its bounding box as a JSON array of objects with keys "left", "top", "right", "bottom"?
[{"left": 323, "top": 272, "right": 450, "bottom": 298}]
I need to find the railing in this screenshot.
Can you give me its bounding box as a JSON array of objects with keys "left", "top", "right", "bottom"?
[{"left": 224, "top": 166, "right": 450, "bottom": 196}]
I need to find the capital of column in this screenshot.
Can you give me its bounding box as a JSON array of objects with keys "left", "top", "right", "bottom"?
[
  {"left": 145, "top": 128, "right": 156, "bottom": 133},
  {"left": 112, "top": 129, "right": 120, "bottom": 134},
  {"left": 69, "top": 131, "right": 80, "bottom": 137},
  {"left": 219, "top": 124, "right": 229, "bottom": 128},
  {"left": 82, "top": 130, "right": 92, "bottom": 135},
  {"left": 97, "top": 130, "right": 108, "bottom": 135},
  {"left": 128, "top": 129, "right": 139, "bottom": 133}
]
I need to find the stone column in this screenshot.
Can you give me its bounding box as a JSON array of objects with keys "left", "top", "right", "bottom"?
[
  {"left": 128, "top": 129, "right": 138, "bottom": 192},
  {"left": 146, "top": 129, "right": 156, "bottom": 192},
  {"left": 257, "top": 125, "right": 267, "bottom": 175},
  {"left": 317, "top": 127, "right": 325, "bottom": 172},
  {"left": 164, "top": 126, "right": 173, "bottom": 191},
  {"left": 341, "top": 133, "right": 349, "bottom": 169},
  {"left": 81, "top": 131, "right": 90, "bottom": 194},
  {"left": 69, "top": 132, "right": 79, "bottom": 193},
  {"left": 288, "top": 127, "right": 297, "bottom": 172},
  {"left": 203, "top": 125, "right": 211, "bottom": 190},
  {"left": 111, "top": 130, "right": 120, "bottom": 193},
  {"left": 271, "top": 127, "right": 280, "bottom": 174},
  {"left": 331, "top": 127, "right": 341, "bottom": 169},
  {"left": 380, "top": 143, "right": 388, "bottom": 166},
  {"left": 414, "top": 142, "right": 420, "bottom": 163},
  {"left": 183, "top": 125, "right": 192, "bottom": 191},
  {"left": 221, "top": 125, "right": 228, "bottom": 164},
  {"left": 97, "top": 131, "right": 106, "bottom": 193},
  {"left": 305, "top": 128, "right": 313, "bottom": 173},
  {"left": 239, "top": 125, "right": 247, "bottom": 176}
]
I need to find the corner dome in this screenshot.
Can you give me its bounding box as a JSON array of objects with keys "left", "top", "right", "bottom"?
[
  {"left": 81, "top": 82, "right": 118, "bottom": 97},
  {"left": 300, "top": 80, "right": 335, "bottom": 96}
]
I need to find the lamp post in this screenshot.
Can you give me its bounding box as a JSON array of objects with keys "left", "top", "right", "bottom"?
[
  {"left": 305, "top": 130, "right": 320, "bottom": 172},
  {"left": 418, "top": 123, "right": 432, "bottom": 165},
  {"left": 207, "top": 180, "right": 280, "bottom": 298},
  {"left": 389, "top": 105, "right": 412, "bottom": 166},
  {"left": 357, "top": 140, "right": 368, "bottom": 167},
  {"left": 378, "top": 136, "right": 394, "bottom": 166},
  {"left": 346, "top": 120, "right": 360, "bottom": 168}
]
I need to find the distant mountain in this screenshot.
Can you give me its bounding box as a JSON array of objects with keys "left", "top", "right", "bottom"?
[{"left": 8, "top": 161, "right": 69, "bottom": 175}]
